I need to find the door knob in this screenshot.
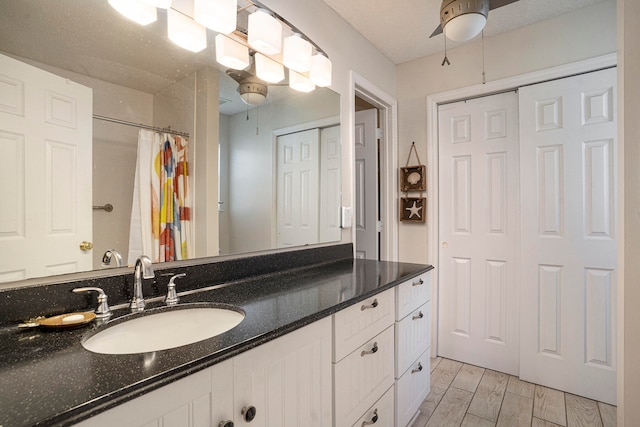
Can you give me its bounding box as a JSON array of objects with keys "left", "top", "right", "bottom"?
[
  {"left": 80, "top": 241, "right": 93, "bottom": 251},
  {"left": 442, "top": 242, "right": 448, "bottom": 248}
]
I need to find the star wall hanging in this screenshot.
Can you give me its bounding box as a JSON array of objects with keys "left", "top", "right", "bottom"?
[{"left": 400, "top": 197, "right": 426, "bottom": 223}]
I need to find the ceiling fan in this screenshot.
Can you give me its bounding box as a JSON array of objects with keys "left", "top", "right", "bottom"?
[
  {"left": 430, "top": 0, "right": 520, "bottom": 41},
  {"left": 226, "top": 66, "right": 269, "bottom": 106}
]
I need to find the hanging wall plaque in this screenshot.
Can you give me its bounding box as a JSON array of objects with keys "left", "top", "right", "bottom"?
[
  {"left": 400, "top": 142, "right": 426, "bottom": 192},
  {"left": 400, "top": 197, "right": 426, "bottom": 223}
]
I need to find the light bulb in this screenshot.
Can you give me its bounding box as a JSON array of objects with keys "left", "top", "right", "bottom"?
[
  {"left": 194, "top": 0, "right": 237, "bottom": 35},
  {"left": 215, "top": 35, "right": 249, "bottom": 70},
  {"left": 255, "top": 53, "right": 285, "bottom": 83},
  {"left": 248, "top": 9, "right": 282, "bottom": 55},
  {"left": 283, "top": 34, "right": 312, "bottom": 73},
  {"left": 168, "top": 9, "right": 207, "bottom": 53},
  {"left": 289, "top": 71, "right": 315, "bottom": 93},
  {"left": 444, "top": 14, "right": 486, "bottom": 42},
  {"left": 310, "top": 53, "right": 332, "bottom": 87}
]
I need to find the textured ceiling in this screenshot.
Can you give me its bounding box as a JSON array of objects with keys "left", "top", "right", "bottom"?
[{"left": 320, "top": 0, "right": 608, "bottom": 64}]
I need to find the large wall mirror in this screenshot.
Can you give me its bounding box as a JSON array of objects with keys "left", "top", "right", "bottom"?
[{"left": 0, "top": 0, "right": 341, "bottom": 285}]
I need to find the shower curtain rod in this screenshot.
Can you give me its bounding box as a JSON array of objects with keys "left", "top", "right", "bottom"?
[{"left": 92, "top": 114, "right": 190, "bottom": 138}]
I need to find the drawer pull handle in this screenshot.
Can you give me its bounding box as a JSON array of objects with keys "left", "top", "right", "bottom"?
[
  {"left": 412, "top": 362, "right": 424, "bottom": 374},
  {"left": 361, "top": 342, "right": 378, "bottom": 357},
  {"left": 219, "top": 421, "right": 234, "bottom": 427},
  {"left": 412, "top": 278, "right": 424, "bottom": 286},
  {"left": 412, "top": 311, "right": 424, "bottom": 320},
  {"left": 361, "top": 408, "right": 379, "bottom": 426},
  {"left": 242, "top": 406, "right": 257, "bottom": 422},
  {"left": 361, "top": 299, "right": 379, "bottom": 311}
]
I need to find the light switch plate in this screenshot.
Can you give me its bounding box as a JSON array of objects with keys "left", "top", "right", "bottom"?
[{"left": 341, "top": 206, "right": 353, "bottom": 228}]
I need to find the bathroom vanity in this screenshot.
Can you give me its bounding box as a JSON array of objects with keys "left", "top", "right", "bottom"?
[{"left": 0, "top": 245, "right": 433, "bottom": 426}]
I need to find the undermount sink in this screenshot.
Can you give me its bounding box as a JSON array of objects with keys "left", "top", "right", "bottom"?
[{"left": 82, "top": 305, "right": 245, "bottom": 355}]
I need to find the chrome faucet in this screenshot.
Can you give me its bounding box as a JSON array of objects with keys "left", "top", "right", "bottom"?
[
  {"left": 130, "top": 255, "right": 154, "bottom": 312},
  {"left": 101, "top": 249, "right": 123, "bottom": 267}
]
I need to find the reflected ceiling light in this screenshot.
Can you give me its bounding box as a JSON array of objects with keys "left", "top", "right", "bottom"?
[
  {"left": 215, "top": 35, "right": 250, "bottom": 70},
  {"left": 283, "top": 34, "right": 312, "bottom": 73},
  {"left": 440, "top": 0, "right": 488, "bottom": 42},
  {"left": 310, "top": 53, "right": 332, "bottom": 87},
  {"left": 108, "top": 0, "right": 157, "bottom": 25},
  {"left": 239, "top": 79, "right": 268, "bottom": 106},
  {"left": 248, "top": 9, "right": 282, "bottom": 55},
  {"left": 141, "top": 0, "right": 172, "bottom": 8},
  {"left": 194, "top": 0, "right": 237, "bottom": 35},
  {"left": 255, "top": 53, "right": 285, "bottom": 83},
  {"left": 168, "top": 8, "right": 207, "bottom": 53},
  {"left": 289, "top": 71, "right": 315, "bottom": 93}
]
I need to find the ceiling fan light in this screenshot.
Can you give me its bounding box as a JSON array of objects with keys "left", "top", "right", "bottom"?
[
  {"left": 168, "top": 8, "right": 207, "bottom": 53},
  {"left": 248, "top": 9, "right": 282, "bottom": 55},
  {"left": 255, "top": 53, "right": 285, "bottom": 83},
  {"left": 215, "top": 34, "right": 249, "bottom": 70},
  {"left": 108, "top": 0, "right": 157, "bottom": 25},
  {"left": 194, "top": 0, "right": 237, "bottom": 35},
  {"left": 239, "top": 81, "right": 268, "bottom": 106},
  {"left": 140, "top": 0, "right": 172, "bottom": 9},
  {"left": 310, "top": 53, "right": 332, "bottom": 87},
  {"left": 444, "top": 13, "right": 487, "bottom": 41},
  {"left": 289, "top": 70, "right": 316, "bottom": 93},
  {"left": 283, "top": 34, "right": 312, "bottom": 73}
]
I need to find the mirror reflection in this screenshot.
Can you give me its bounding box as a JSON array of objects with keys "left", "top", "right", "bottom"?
[{"left": 0, "top": 0, "right": 341, "bottom": 284}]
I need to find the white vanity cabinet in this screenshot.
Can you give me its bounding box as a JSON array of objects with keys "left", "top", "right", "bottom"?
[
  {"left": 73, "top": 317, "right": 331, "bottom": 427},
  {"left": 394, "top": 271, "right": 432, "bottom": 427},
  {"left": 332, "top": 288, "right": 396, "bottom": 427}
]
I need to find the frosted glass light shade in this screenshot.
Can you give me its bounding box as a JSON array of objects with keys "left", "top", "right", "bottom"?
[
  {"left": 444, "top": 14, "right": 486, "bottom": 41},
  {"left": 255, "top": 53, "right": 285, "bottom": 83},
  {"left": 168, "top": 9, "right": 207, "bottom": 53},
  {"left": 215, "top": 35, "right": 249, "bottom": 70},
  {"left": 283, "top": 34, "right": 312, "bottom": 73},
  {"left": 195, "top": 0, "right": 237, "bottom": 35},
  {"left": 141, "top": 0, "right": 172, "bottom": 8},
  {"left": 289, "top": 71, "right": 316, "bottom": 93},
  {"left": 310, "top": 53, "right": 332, "bottom": 87},
  {"left": 108, "top": 0, "right": 157, "bottom": 25},
  {"left": 248, "top": 10, "right": 282, "bottom": 55}
]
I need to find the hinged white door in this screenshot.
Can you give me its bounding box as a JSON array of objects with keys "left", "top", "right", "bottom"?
[
  {"left": 354, "top": 109, "right": 378, "bottom": 260},
  {"left": 0, "top": 53, "right": 92, "bottom": 283},
  {"left": 519, "top": 68, "right": 617, "bottom": 405}
]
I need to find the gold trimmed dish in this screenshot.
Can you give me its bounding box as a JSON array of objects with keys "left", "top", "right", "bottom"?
[{"left": 20, "top": 312, "right": 96, "bottom": 329}]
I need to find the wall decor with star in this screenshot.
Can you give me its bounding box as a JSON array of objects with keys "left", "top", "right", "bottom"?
[
  {"left": 400, "top": 197, "right": 426, "bottom": 223},
  {"left": 400, "top": 142, "right": 426, "bottom": 223}
]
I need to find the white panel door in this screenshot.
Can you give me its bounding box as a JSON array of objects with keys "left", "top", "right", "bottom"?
[
  {"left": 354, "top": 109, "right": 378, "bottom": 260},
  {"left": 233, "top": 317, "right": 332, "bottom": 427},
  {"left": 276, "top": 128, "right": 320, "bottom": 247},
  {"left": 0, "top": 53, "right": 92, "bottom": 283},
  {"left": 438, "top": 92, "right": 520, "bottom": 375},
  {"left": 519, "top": 68, "right": 617, "bottom": 404},
  {"left": 319, "top": 125, "right": 341, "bottom": 243}
]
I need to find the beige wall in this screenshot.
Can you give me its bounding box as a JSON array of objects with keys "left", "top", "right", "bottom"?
[
  {"left": 396, "top": 0, "right": 617, "bottom": 264},
  {"left": 618, "top": 0, "right": 640, "bottom": 424}
]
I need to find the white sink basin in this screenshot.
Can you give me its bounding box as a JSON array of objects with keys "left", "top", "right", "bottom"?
[{"left": 82, "top": 306, "right": 245, "bottom": 354}]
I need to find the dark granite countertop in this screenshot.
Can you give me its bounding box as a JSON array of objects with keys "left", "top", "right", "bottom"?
[{"left": 0, "top": 255, "right": 432, "bottom": 427}]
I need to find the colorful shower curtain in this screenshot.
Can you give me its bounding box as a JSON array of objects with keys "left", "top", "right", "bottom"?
[{"left": 128, "top": 129, "right": 192, "bottom": 265}]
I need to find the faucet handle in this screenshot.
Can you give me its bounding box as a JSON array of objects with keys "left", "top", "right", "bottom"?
[
  {"left": 165, "top": 273, "right": 186, "bottom": 306},
  {"left": 72, "top": 287, "right": 112, "bottom": 319}
]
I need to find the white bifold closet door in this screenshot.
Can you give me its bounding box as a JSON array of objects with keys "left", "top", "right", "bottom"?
[
  {"left": 519, "top": 67, "right": 617, "bottom": 405},
  {"left": 438, "top": 91, "right": 521, "bottom": 376}
]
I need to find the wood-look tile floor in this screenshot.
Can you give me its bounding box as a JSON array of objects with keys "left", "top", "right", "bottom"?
[{"left": 410, "top": 357, "right": 617, "bottom": 427}]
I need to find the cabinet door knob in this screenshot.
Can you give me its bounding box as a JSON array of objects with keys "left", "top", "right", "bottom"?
[
  {"left": 411, "top": 362, "right": 423, "bottom": 374},
  {"left": 361, "top": 408, "right": 379, "bottom": 426},
  {"left": 361, "top": 298, "right": 379, "bottom": 311},
  {"left": 242, "top": 406, "right": 257, "bottom": 422},
  {"left": 412, "top": 311, "right": 424, "bottom": 320},
  {"left": 219, "top": 421, "right": 234, "bottom": 427},
  {"left": 361, "top": 342, "right": 378, "bottom": 357},
  {"left": 412, "top": 278, "right": 424, "bottom": 286}
]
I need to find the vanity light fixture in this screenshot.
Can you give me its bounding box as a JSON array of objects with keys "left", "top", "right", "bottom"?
[
  {"left": 310, "top": 52, "right": 332, "bottom": 87},
  {"left": 167, "top": 8, "right": 207, "bottom": 53},
  {"left": 108, "top": 0, "right": 158, "bottom": 25},
  {"left": 215, "top": 35, "right": 250, "bottom": 70},
  {"left": 194, "top": 0, "right": 237, "bottom": 35},
  {"left": 141, "top": 0, "right": 172, "bottom": 9},
  {"left": 440, "top": 0, "right": 489, "bottom": 42},
  {"left": 283, "top": 33, "right": 312, "bottom": 73},
  {"left": 289, "top": 70, "right": 316, "bottom": 93},
  {"left": 248, "top": 9, "right": 282, "bottom": 55},
  {"left": 255, "top": 53, "right": 285, "bottom": 83}
]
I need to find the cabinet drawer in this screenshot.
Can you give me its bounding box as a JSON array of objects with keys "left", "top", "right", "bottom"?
[
  {"left": 334, "top": 325, "right": 395, "bottom": 427},
  {"left": 333, "top": 287, "right": 395, "bottom": 362},
  {"left": 396, "top": 271, "right": 431, "bottom": 321},
  {"left": 350, "top": 385, "right": 395, "bottom": 427},
  {"left": 396, "top": 350, "right": 431, "bottom": 427},
  {"left": 395, "top": 301, "right": 431, "bottom": 377}
]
